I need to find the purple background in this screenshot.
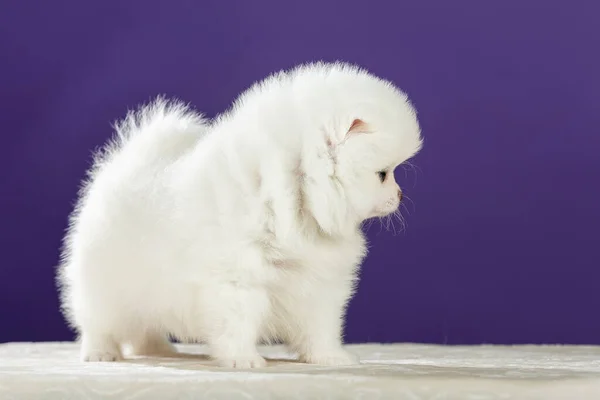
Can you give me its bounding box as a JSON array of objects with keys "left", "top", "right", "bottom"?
[{"left": 1, "top": 0, "right": 599, "bottom": 344}]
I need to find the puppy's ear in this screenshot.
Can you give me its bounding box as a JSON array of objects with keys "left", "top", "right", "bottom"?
[
  {"left": 346, "top": 119, "right": 372, "bottom": 136},
  {"left": 327, "top": 119, "right": 371, "bottom": 148}
]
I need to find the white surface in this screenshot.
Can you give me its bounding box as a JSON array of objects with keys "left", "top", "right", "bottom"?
[{"left": 1, "top": 342, "right": 600, "bottom": 399}]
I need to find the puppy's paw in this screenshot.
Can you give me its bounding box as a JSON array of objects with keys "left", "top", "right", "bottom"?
[
  {"left": 80, "top": 334, "right": 122, "bottom": 362},
  {"left": 81, "top": 350, "right": 122, "bottom": 362},
  {"left": 217, "top": 354, "right": 267, "bottom": 369},
  {"left": 301, "top": 349, "right": 359, "bottom": 366}
]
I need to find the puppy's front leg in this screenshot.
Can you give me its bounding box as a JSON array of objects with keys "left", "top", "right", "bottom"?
[{"left": 289, "top": 283, "right": 358, "bottom": 366}]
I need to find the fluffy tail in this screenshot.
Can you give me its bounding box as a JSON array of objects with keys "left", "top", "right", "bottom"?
[{"left": 95, "top": 96, "right": 209, "bottom": 171}]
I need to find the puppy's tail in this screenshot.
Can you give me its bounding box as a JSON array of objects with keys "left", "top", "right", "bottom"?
[{"left": 90, "top": 96, "right": 208, "bottom": 174}]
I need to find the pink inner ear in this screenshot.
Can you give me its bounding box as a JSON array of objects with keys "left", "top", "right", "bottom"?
[{"left": 348, "top": 119, "right": 369, "bottom": 134}]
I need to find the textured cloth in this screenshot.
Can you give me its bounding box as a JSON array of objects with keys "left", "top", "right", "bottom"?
[{"left": 1, "top": 342, "right": 600, "bottom": 399}]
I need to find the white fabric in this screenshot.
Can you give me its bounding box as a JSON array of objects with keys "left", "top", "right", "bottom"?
[{"left": 1, "top": 342, "right": 600, "bottom": 399}]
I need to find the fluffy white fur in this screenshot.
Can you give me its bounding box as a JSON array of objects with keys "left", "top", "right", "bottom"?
[{"left": 57, "top": 62, "right": 423, "bottom": 369}]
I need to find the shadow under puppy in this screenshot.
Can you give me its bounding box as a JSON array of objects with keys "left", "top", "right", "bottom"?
[{"left": 57, "top": 62, "right": 423, "bottom": 368}]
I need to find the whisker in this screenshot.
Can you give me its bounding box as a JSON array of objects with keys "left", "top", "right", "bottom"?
[
  {"left": 403, "top": 161, "right": 422, "bottom": 189},
  {"left": 401, "top": 201, "right": 411, "bottom": 216},
  {"left": 402, "top": 194, "right": 416, "bottom": 214},
  {"left": 393, "top": 208, "right": 407, "bottom": 235},
  {"left": 387, "top": 214, "right": 397, "bottom": 236},
  {"left": 377, "top": 216, "right": 384, "bottom": 235},
  {"left": 362, "top": 218, "right": 374, "bottom": 233},
  {"left": 404, "top": 160, "right": 422, "bottom": 175}
]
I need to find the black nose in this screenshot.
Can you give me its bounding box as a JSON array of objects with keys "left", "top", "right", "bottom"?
[{"left": 397, "top": 190, "right": 403, "bottom": 202}]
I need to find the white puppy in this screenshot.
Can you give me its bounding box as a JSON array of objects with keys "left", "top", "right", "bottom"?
[{"left": 57, "top": 62, "right": 422, "bottom": 368}]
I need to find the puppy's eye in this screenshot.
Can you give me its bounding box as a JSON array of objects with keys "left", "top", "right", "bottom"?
[{"left": 377, "top": 170, "right": 387, "bottom": 183}]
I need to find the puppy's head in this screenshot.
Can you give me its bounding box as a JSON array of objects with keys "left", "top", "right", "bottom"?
[
  {"left": 329, "top": 114, "right": 421, "bottom": 222},
  {"left": 298, "top": 63, "right": 422, "bottom": 235}
]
